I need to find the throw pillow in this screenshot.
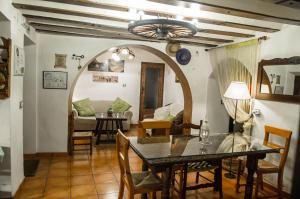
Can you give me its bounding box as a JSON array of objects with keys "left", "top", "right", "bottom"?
[
  {"left": 72, "top": 98, "right": 95, "bottom": 117},
  {"left": 111, "top": 97, "right": 131, "bottom": 112}
]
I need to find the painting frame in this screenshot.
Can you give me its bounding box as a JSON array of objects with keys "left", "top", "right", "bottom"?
[
  {"left": 43, "top": 71, "right": 68, "bottom": 89},
  {"left": 54, "top": 54, "right": 67, "bottom": 69}
]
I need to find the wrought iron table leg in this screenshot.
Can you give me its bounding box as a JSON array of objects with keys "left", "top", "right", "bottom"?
[
  {"left": 162, "top": 166, "right": 173, "bottom": 199},
  {"left": 96, "top": 120, "right": 104, "bottom": 145},
  {"left": 141, "top": 163, "right": 149, "bottom": 199},
  {"left": 244, "top": 154, "right": 266, "bottom": 199}
]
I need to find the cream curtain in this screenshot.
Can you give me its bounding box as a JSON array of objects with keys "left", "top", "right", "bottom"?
[{"left": 209, "top": 40, "right": 259, "bottom": 123}]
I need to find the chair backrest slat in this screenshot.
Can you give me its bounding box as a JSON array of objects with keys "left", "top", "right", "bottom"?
[
  {"left": 176, "top": 120, "right": 203, "bottom": 131},
  {"left": 264, "top": 125, "right": 292, "bottom": 170},
  {"left": 116, "top": 130, "right": 134, "bottom": 188}
]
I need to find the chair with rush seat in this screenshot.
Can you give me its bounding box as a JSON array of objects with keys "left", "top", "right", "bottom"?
[
  {"left": 236, "top": 125, "right": 292, "bottom": 199},
  {"left": 116, "top": 130, "right": 162, "bottom": 199},
  {"left": 172, "top": 122, "right": 223, "bottom": 199}
]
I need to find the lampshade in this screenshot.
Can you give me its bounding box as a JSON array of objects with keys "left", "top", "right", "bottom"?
[{"left": 224, "top": 81, "right": 251, "bottom": 100}]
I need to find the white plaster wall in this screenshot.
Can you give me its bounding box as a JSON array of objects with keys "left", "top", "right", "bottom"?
[
  {"left": 206, "top": 74, "right": 229, "bottom": 134},
  {"left": 0, "top": 21, "right": 11, "bottom": 148},
  {"left": 23, "top": 44, "right": 37, "bottom": 154},
  {"left": 0, "top": 0, "right": 37, "bottom": 194},
  {"left": 36, "top": 33, "right": 211, "bottom": 152},
  {"left": 73, "top": 48, "right": 183, "bottom": 123},
  {"left": 253, "top": 25, "right": 300, "bottom": 193}
]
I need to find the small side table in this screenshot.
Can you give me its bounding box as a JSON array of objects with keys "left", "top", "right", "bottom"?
[
  {"left": 71, "top": 131, "right": 93, "bottom": 155},
  {"left": 95, "top": 113, "right": 127, "bottom": 145}
]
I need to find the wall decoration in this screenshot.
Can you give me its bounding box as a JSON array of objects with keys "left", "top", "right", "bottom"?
[
  {"left": 72, "top": 54, "right": 84, "bottom": 70},
  {"left": 93, "top": 74, "right": 118, "bottom": 83},
  {"left": 88, "top": 59, "right": 108, "bottom": 72},
  {"left": 43, "top": 71, "right": 68, "bottom": 89},
  {"left": 54, "top": 54, "right": 67, "bottom": 69},
  {"left": 108, "top": 59, "right": 124, "bottom": 73},
  {"left": 14, "top": 45, "right": 25, "bottom": 76},
  {"left": 0, "top": 37, "right": 11, "bottom": 99},
  {"left": 274, "top": 86, "right": 284, "bottom": 94}
]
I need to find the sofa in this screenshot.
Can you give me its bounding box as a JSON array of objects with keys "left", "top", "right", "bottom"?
[{"left": 72, "top": 100, "right": 133, "bottom": 131}]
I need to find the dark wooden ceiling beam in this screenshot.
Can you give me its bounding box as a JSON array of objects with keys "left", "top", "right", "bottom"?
[
  {"left": 149, "top": 0, "right": 300, "bottom": 26},
  {"left": 25, "top": 15, "right": 232, "bottom": 44},
  {"left": 31, "top": 23, "right": 218, "bottom": 47},
  {"left": 24, "top": 14, "right": 129, "bottom": 33},
  {"left": 40, "top": 0, "right": 280, "bottom": 33},
  {"left": 14, "top": 3, "right": 255, "bottom": 38}
]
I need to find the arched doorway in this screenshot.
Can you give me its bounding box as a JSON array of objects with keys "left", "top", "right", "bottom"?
[{"left": 67, "top": 44, "right": 193, "bottom": 153}]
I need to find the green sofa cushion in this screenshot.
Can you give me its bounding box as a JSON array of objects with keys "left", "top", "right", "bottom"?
[
  {"left": 111, "top": 97, "right": 131, "bottom": 112},
  {"left": 72, "top": 98, "right": 95, "bottom": 117}
]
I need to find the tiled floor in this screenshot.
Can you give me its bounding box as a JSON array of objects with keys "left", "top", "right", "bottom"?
[{"left": 16, "top": 128, "right": 280, "bottom": 199}]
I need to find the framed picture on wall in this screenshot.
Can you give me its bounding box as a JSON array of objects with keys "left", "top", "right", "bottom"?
[
  {"left": 43, "top": 71, "right": 68, "bottom": 89},
  {"left": 93, "top": 73, "right": 118, "bottom": 83}
]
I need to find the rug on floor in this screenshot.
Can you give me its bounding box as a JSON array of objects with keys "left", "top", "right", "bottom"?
[{"left": 24, "top": 159, "right": 39, "bottom": 177}]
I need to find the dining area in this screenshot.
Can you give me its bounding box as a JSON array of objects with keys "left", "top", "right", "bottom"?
[{"left": 116, "top": 120, "right": 292, "bottom": 199}]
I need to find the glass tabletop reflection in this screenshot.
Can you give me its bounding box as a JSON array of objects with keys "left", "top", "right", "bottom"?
[{"left": 129, "top": 133, "right": 279, "bottom": 165}]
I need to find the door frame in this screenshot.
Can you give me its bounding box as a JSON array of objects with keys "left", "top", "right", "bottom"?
[{"left": 139, "top": 62, "right": 165, "bottom": 120}]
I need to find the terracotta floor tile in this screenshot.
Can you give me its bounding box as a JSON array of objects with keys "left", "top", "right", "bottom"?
[
  {"left": 71, "top": 175, "right": 94, "bottom": 186},
  {"left": 48, "top": 168, "right": 70, "bottom": 177},
  {"left": 18, "top": 186, "right": 44, "bottom": 198},
  {"left": 71, "top": 167, "right": 92, "bottom": 176},
  {"left": 34, "top": 169, "right": 49, "bottom": 178},
  {"left": 46, "top": 176, "right": 70, "bottom": 187},
  {"left": 71, "top": 184, "right": 97, "bottom": 198},
  {"left": 95, "top": 182, "right": 119, "bottom": 195},
  {"left": 44, "top": 186, "right": 70, "bottom": 199},
  {"left": 98, "top": 193, "right": 120, "bottom": 199},
  {"left": 22, "top": 177, "right": 47, "bottom": 190},
  {"left": 94, "top": 173, "right": 116, "bottom": 184},
  {"left": 72, "top": 195, "right": 98, "bottom": 199},
  {"left": 50, "top": 161, "right": 70, "bottom": 169}
]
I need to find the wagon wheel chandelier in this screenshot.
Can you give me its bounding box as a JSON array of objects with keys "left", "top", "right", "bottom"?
[{"left": 128, "top": 18, "right": 197, "bottom": 40}]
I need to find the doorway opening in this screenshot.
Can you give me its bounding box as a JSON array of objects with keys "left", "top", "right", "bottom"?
[{"left": 68, "top": 44, "right": 193, "bottom": 153}]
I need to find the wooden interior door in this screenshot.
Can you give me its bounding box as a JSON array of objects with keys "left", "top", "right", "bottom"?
[{"left": 139, "top": 62, "right": 165, "bottom": 121}]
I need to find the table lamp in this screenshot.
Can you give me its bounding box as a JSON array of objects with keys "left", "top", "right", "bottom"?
[{"left": 223, "top": 81, "right": 251, "bottom": 179}]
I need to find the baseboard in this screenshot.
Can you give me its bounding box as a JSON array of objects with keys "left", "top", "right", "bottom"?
[{"left": 24, "top": 152, "right": 69, "bottom": 159}]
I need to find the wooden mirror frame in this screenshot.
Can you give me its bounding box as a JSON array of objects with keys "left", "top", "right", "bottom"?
[{"left": 256, "top": 56, "right": 300, "bottom": 103}]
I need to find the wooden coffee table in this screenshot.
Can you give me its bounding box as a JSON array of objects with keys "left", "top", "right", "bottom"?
[{"left": 95, "top": 113, "right": 127, "bottom": 145}]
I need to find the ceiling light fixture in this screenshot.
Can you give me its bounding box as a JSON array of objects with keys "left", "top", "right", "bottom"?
[
  {"left": 128, "top": 18, "right": 197, "bottom": 40},
  {"left": 111, "top": 47, "right": 135, "bottom": 61}
]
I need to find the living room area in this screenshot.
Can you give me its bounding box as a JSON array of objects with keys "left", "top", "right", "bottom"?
[{"left": 1, "top": 0, "right": 300, "bottom": 199}]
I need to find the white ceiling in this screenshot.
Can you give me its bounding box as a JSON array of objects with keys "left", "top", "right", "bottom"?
[{"left": 11, "top": 0, "right": 300, "bottom": 48}]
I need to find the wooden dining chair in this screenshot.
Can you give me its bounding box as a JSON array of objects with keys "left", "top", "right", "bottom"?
[
  {"left": 138, "top": 119, "right": 172, "bottom": 136},
  {"left": 116, "top": 130, "right": 163, "bottom": 199},
  {"left": 236, "top": 125, "right": 292, "bottom": 199},
  {"left": 172, "top": 121, "right": 223, "bottom": 199}
]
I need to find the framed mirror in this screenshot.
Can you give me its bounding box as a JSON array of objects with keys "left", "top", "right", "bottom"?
[{"left": 256, "top": 56, "right": 300, "bottom": 103}]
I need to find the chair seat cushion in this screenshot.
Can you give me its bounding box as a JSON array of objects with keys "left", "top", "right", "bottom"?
[
  {"left": 132, "top": 171, "right": 162, "bottom": 190},
  {"left": 257, "top": 160, "right": 279, "bottom": 173},
  {"left": 188, "top": 161, "right": 218, "bottom": 172}
]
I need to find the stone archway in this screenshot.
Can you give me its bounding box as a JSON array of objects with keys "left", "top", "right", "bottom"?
[{"left": 67, "top": 44, "right": 193, "bottom": 152}]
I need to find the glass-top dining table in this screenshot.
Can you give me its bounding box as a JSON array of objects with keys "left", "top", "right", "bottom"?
[{"left": 129, "top": 133, "right": 280, "bottom": 199}]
